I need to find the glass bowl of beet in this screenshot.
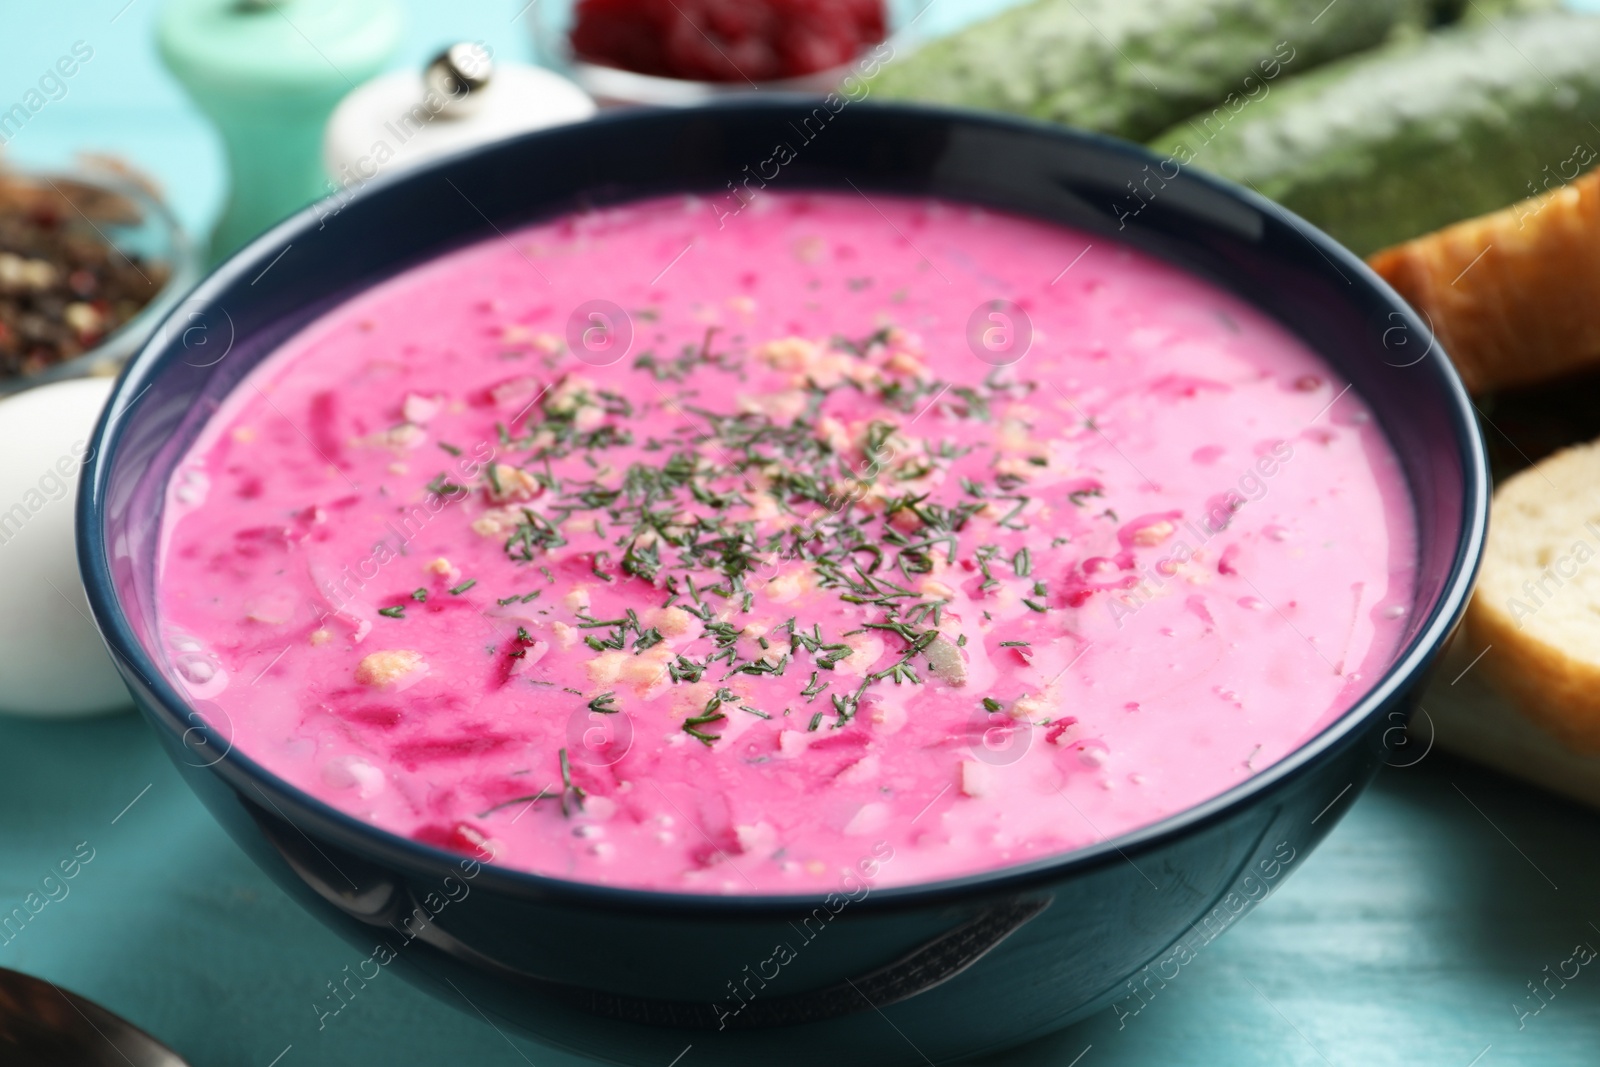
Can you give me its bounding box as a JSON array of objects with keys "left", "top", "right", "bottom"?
[
  {"left": 530, "top": 0, "right": 921, "bottom": 107},
  {"left": 0, "top": 165, "right": 196, "bottom": 398}
]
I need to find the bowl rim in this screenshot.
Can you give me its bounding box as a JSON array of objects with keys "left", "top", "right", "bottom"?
[
  {"left": 0, "top": 164, "right": 199, "bottom": 398},
  {"left": 562, "top": 49, "right": 897, "bottom": 105},
  {"left": 79, "top": 99, "right": 1489, "bottom": 916}
]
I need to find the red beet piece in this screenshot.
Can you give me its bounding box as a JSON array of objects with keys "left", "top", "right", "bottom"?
[{"left": 571, "top": 0, "right": 887, "bottom": 83}]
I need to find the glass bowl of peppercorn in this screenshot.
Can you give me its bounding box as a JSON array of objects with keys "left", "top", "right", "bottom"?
[
  {"left": 0, "top": 165, "right": 195, "bottom": 397},
  {"left": 529, "top": 0, "right": 922, "bottom": 108}
]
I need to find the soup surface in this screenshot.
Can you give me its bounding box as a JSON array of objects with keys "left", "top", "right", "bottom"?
[{"left": 158, "top": 192, "right": 1415, "bottom": 892}]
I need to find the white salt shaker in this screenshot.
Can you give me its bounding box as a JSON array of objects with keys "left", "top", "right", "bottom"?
[{"left": 323, "top": 42, "right": 596, "bottom": 191}]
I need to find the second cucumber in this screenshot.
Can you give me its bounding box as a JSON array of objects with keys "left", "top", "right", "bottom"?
[{"left": 1147, "top": 12, "right": 1600, "bottom": 256}]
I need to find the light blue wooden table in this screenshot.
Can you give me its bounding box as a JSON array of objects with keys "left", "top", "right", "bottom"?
[{"left": 3, "top": 2, "right": 1600, "bottom": 1065}]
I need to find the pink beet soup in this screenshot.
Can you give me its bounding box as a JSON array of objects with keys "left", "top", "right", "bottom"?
[{"left": 156, "top": 192, "right": 1416, "bottom": 893}]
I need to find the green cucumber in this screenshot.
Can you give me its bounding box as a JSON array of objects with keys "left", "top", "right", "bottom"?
[
  {"left": 1448, "top": 0, "right": 1560, "bottom": 24},
  {"left": 1147, "top": 12, "right": 1600, "bottom": 256},
  {"left": 873, "top": 0, "right": 1428, "bottom": 142}
]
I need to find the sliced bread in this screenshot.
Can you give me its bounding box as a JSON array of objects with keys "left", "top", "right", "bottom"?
[
  {"left": 1369, "top": 164, "right": 1600, "bottom": 394},
  {"left": 1468, "top": 438, "right": 1600, "bottom": 751}
]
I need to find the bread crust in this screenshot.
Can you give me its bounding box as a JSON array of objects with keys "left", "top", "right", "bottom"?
[
  {"left": 1368, "top": 164, "right": 1600, "bottom": 394},
  {"left": 1467, "top": 595, "right": 1600, "bottom": 753},
  {"left": 1467, "top": 438, "right": 1600, "bottom": 752}
]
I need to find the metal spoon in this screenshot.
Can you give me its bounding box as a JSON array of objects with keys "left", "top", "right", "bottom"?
[{"left": 0, "top": 967, "right": 189, "bottom": 1066}]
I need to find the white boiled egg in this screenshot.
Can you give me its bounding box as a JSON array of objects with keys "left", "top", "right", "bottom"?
[{"left": 0, "top": 377, "right": 131, "bottom": 716}]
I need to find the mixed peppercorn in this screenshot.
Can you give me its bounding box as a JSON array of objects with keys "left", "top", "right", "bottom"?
[{"left": 0, "top": 171, "right": 170, "bottom": 382}]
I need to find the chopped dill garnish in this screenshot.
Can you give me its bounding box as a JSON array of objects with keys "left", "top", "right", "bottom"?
[
  {"left": 477, "top": 790, "right": 557, "bottom": 817},
  {"left": 425, "top": 474, "right": 466, "bottom": 497},
  {"left": 684, "top": 687, "right": 735, "bottom": 746}
]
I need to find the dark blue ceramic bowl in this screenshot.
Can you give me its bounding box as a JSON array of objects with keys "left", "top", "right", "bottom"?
[{"left": 79, "top": 102, "right": 1487, "bottom": 1066}]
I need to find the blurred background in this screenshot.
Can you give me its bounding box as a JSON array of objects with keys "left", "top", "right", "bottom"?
[
  {"left": 6, "top": 1, "right": 1600, "bottom": 1065},
  {"left": 0, "top": 1, "right": 1015, "bottom": 242}
]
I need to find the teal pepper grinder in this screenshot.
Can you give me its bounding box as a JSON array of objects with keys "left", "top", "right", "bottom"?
[{"left": 157, "top": 0, "right": 403, "bottom": 263}]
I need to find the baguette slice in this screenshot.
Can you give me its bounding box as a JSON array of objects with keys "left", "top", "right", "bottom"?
[
  {"left": 1368, "top": 163, "right": 1600, "bottom": 394},
  {"left": 1467, "top": 438, "right": 1600, "bottom": 751}
]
